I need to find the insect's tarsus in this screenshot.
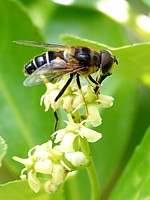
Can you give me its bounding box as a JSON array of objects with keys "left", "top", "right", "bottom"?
[
  {"left": 54, "top": 73, "right": 74, "bottom": 102},
  {"left": 54, "top": 111, "right": 59, "bottom": 132},
  {"left": 76, "top": 74, "right": 89, "bottom": 115}
]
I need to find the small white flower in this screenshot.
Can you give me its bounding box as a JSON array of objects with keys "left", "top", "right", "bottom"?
[
  {"left": 13, "top": 75, "right": 115, "bottom": 194},
  {"left": 54, "top": 114, "right": 102, "bottom": 147},
  {"left": 65, "top": 152, "right": 89, "bottom": 168},
  {"left": 59, "top": 132, "right": 77, "bottom": 152},
  {"left": 97, "top": 94, "right": 114, "bottom": 108},
  {"left": 34, "top": 159, "right": 53, "bottom": 174},
  {"left": 62, "top": 95, "right": 74, "bottom": 112},
  {"left": 40, "top": 81, "right": 64, "bottom": 111},
  {"left": 78, "top": 126, "right": 102, "bottom": 142},
  {"left": 52, "top": 164, "right": 67, "bottom": 185},
  {"left": 53, "top": 129, "right": 66, "bottom": 143},
  {"left": 20, "top": 168, "right": 27, "bottom": 180},
  {"left": 12, "top": 156, "right": 33, "bottom": 170},
  {"left": 40, "top": 78, "right": 114, "bottom": 128},
  {"left": 28, "top": 170, "right": 41, "bottom": 193},
  {"left": 44, "top": 179, "right": 59, "bottom": 194},
  {"left": 13, "top": 141, "right": 66, "bottom": 194},
  {"left": 87, "top": 103, "right": 102, "bottom": 127},
  {"left": 44, "top": 164, "right": 67, "bottom": 194}
]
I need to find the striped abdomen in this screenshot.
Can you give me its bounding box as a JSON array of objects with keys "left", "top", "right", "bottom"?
[{"left": 24, "top": 51, "right": 64, "bottom": 75}]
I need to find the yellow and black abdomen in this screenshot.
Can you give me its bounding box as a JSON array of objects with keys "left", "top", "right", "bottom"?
[{"left": 24, "top": 51, "right": 64, "bottom": 75}]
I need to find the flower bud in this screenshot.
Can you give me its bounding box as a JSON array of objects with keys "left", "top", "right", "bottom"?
[
  {"left": 62, "top": 95, "right": 74, "bottom": 112},
  {"left": 98, "top": 94, "right": 114, "bottom": 108},
  {"left": 44, "top": 179, "right": 58, "bottom": 194},
  {"left": 52, "top": 164, "right": 67, "bottom": 185},
  {"left": 87, "top": 104, "right": 102, "bottom": 127},
  {"left": 65, "top": 152, "right": 89, "bottom": 168},
  {"left": 60, "top": 132, "right": 77, "bottom": 152},
  {"left": 34, "top": 160, "right": 53, "bottom": 174},
  {"left": 79, "top": 126, "right": 102, "bottom": 142}
]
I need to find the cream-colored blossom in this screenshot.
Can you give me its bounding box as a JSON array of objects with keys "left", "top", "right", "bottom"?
[
  {"left": 54, "top": 114, "right": 102, "bottom": 147},
  {"left": 97, "top": 94, "right": 114, "bottom": 108},
  {"left": 14, "top": 75, "right": 115, "bottom": 194},
  {"left": 34, "top": 159, "right": 53, "bottom": 174},
  {"left": 65, "top": 152, "right": 89, "bottom": 168},
  {"left": 87, "top": 103, "right": 102, "bottom": 127},
  {"left": 40, "top": 79, "right": 114, "bottom": 127},
  {"left": 52, "top": 163, "right": 67, "bottom": 185},
  {"left": 59, "top": 132, "right": 77, "bottom": 152},
  {"left": 44, "top": 179, "right": 59, "bottom": 194},
  {"left": 77, "top": 126, "right": 102, "bottom": 142},
  {"left": 13, "top": 141, "right": 67, "bottom": 194},
  {"left": 28, "top": 170, "right": 41, "bottom": 193},
  {"left": 40, "top": 81, "right": 64, "bottom": 110}
]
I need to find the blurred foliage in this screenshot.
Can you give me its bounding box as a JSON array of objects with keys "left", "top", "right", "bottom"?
[{"left": 0, "top": 0, "right": 150, "bottom": 200}]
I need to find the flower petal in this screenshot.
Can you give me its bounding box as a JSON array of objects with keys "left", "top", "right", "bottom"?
[
  {"left": 60, "top": 132, "right": 77, "bottom": 152},
  {"left": 65, "top": 152, "right": 89, "bottom": 167},
  {"left": 62, "top": 95, "right": 74, "bottom": 112},
  {"left": 12, "top": 156, "right": 33, "bottom": 169},
  {"left": 98, "top": 94, "right": 114, "bottom": 108},
  {"left": 54, "top": 129, "right": 66, "bottom": 143},
  {"left": 34, "top": 160, "right": 53, "bottom": 174},
  {"left": 28, "top": 170, "right": 40, "bottom": 193},
  {"left": 79, "top": 126, "right": 102, "bottom": 142},
  {"left": 52, "top": 164, "right": 67, "bottom": 185},
  {"left": 44, "top": 179, "right": 58, "bottom": 194},
  {"left": 87, "top": 104, "right": 102, "bottom": 127}
]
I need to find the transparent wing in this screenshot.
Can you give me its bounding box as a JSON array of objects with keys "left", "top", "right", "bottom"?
[
  {"left": 14, "top": 40, "right": 66, "bottom": 49},
  {"left": 23, "top": 60, "right": 84, "bottom": 87}
]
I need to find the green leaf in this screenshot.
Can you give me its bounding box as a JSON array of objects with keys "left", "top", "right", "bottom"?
[
  {"left": 62, "top": 34, "right": 150, "bottom": 89},
  {"left": 43, "top": 4, "right": 130, "bottom": 47},
  {"left": 62, "top": 35, "right": 150, "bottom": 79},
  {"left": 0, "top": 179, "right": 65, "bottom": 200},
  {"left": 0, "top": 0, "right": 54, "bottom": 179},
  {"left": 0, "top": 137, "right": 7, "bottom": 168},
  {"left": 0, "top": 180, "right": 48, "bottom": 200},
  {"left": 92, "top": 76, "right": 138, "bottom": 191},
  {"left": 109, "top": 126, "right": 150, "bottom": 200}
]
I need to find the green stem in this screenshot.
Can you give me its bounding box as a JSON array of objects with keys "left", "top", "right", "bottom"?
[
  {"left": 72, "top": 112, "right": 100, "bottom": 199},
  {"left": 80, "top": 137, "right": 100, "bottom": 200}
]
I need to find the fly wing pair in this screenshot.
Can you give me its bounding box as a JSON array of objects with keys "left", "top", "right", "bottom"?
[
  {"left": 23, "top": 60, "right": 85, "bottom": 87},
  {"left": 15, "top": 40, "right": 84, "bottom": 87}
]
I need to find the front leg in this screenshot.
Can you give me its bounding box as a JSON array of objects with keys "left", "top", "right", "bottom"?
[
  {"left": 53, "top": 73, "right": 74, "bottom": 131},
  {"left": 76, "top": 73, "right": 89, "bottom": 115},
  {"left": 94, "top": 73, "right": 112, "bottom": 93}
]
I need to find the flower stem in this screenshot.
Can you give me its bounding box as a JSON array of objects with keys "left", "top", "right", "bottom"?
[{"left": 80, "top": 137, "right": 100, "bottom": 200}]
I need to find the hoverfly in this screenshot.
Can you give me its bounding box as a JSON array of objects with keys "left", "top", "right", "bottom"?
[{"left": 15, "top": 40, "right": 118, "bottom": 129}]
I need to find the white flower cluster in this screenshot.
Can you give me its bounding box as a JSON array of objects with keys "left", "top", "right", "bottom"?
[
  {"left": 41, "top": 80, "right": 114, "bottom": 127},
  {"left": 13, "top": 77, "right": 114, "bottom": 194},
  {"left": 13, "top": 114, "right": 102, "bottom": 194}
]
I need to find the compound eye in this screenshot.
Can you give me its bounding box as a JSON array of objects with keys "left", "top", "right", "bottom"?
[
  {"left": 100, "top": 50, "right": 113, "bottom": 74},
  {"left": 24, "top": 61, "right": 36, "bottom": 75}
]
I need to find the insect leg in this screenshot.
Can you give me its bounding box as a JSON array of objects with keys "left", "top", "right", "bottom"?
[
  {"left": 88, "top": 75, "right": 101, "bottom": 94},
  {"left": 88, "top": 75, "right": 99, "bottom": 85},
  {"left": 55, "top": 73, "right": 74, "bottom": 102},
  {"left": 94, "top": 73, "right": 112, "bottom": 93},
  {"left": 53, "top": 111, "right": 59, "bottom": 132},
  {"left": 53, "top": 73, "right": 74, "bottom": 130},
  {"left": 76, "top": 73, "right": 89, "bottom": 115}
]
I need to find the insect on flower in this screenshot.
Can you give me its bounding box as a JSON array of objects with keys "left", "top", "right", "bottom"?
[{"left": 15, "top": 40, "right": 118, "bottom": 129}]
